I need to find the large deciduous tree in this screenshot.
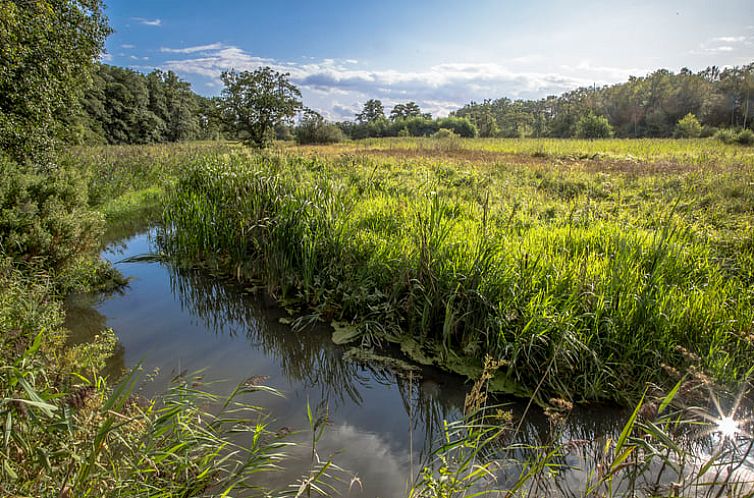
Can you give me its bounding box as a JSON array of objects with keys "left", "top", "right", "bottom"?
[
  {"left": 0, "top": 0, "right": 110, "bottom": 163},
  {"left": 220, "top": 67, "right": 302, "bottom": 148}
]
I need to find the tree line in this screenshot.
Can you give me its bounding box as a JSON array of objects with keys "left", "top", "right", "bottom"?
[
  {"left": 451, "top": 65, "right": 754, "bottom": 139},
  {"left": 70, "top": 64, "right": 221, "bottom": 144},
  {"left": 67, "top": 62, "right": 754, "bottom": 147}
]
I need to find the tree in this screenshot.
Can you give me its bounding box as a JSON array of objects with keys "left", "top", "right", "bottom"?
[
  {"left": 674, "top": 113, "right": 702, "bottom": 138},
  {"left": 356, "top": 99, "right": 385, "bottom": 124},
  {"left": 0, "top": 0, "right": 110, "bottom": 162},
  {"left": 295, "top": 109, "right": 345, "bottom": 144},
  {"left": 574, "top": 112, "right": 613, "bottom": 139},
  {"left": 220, "top": 67, "right": 302, "bottom": 148},
  {"left": 390, "top": 101, "right": 424, "bottom": 120}
]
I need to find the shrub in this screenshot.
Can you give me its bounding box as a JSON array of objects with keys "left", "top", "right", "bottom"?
[
  {"left": 0, "top": 156, "right": 103, "bottom": 276},
  {"left": 736, "top": 128, "right": 754, "bottom": 145},
  {"left": 432, "top": 128, "right": 460, "bottom": 139},
  {"left": 395, "top": 116, "right": 439, "bottom": 137},
  {"left": 295, "top": 109, "right": 345, "bottom": 145},
  {"left": 573, "top": 112, "right": 613, "bottom": 139},
  {"left": 714, "top": 128, "right": 737, "bottom": 144},
  {"left": 436, "top": 117, "right": 478, "bottom": 138},
  {"left": 674, "top": 113, "right": 702, "bottom": 138}
]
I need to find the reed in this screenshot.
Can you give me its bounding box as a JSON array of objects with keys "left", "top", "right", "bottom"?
[{"left": 158, "top": 140, "right": 754, "bottom": 403}]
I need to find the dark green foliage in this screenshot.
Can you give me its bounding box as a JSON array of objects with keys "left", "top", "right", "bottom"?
[
  {"left": 453, "top": 64, "right": 754, "bottom": 138},
  {"left": 715, "top": 127, "right": 754, "bottom": 145},
  {"left": 78, "top": 65, "right": 202, "bottom": 145},
  {"left": 390, "top": 101, "right": 430, "bottom": 120},
  {"left": 436, "top": 117, "right": 478, "bottom": 137},
  {"left": 0, "top": 0, "right": 110, "bottom": 162},
  {"left": 573, "top": 112, "right": 613, "bottom": 139},
  {"left": 737, "top": 128, "right": 754, "bottom": 145},
  {"left": 356, "top": 99, "right": 386, "bottom": 123},
  {"left": 295, "top": 109, "right": 346, "bottom": 144},
  {"left": 0, "top": 155, "right": 103, "bottom": 277},
  {"left": 340, "top": 115, "right": 477, "bottom": 139},
  {"left": 220, "top": 67, "right": 302, "bottom": 148}
]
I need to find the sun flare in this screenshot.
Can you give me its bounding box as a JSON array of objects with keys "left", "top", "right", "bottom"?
[{"left": 716, "top": 415, "right": 740, "bottom": 439}]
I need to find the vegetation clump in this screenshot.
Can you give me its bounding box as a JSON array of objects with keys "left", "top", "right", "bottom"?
[
  {"left": 574, "top": 112, "right": 614, "bottom": 139},
  {"left": 159, "top": 142, "right": 754, "bottom": 403},
  {"left": 674, "top": 112, "right": 703, "bottom": 138},
  {"left": 295, "top": 109, "right": 346, "bottom": 145}
]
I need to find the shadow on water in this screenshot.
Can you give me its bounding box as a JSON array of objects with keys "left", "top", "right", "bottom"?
[{"left": 69, "top": 228, "right": 753, "bottom": 496}]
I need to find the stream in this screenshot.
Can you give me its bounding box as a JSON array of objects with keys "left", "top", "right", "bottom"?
[{"left": 66, "top": 228, "right": 737, "bottom": 497}]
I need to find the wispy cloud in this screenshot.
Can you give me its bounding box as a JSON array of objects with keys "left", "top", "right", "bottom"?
[
  {"left": 712, "top": 36, "right": 746, "bottom": 43},
  {"left": 692, "top": 34, "right": 751, "bottom": 54},
  {"left": 120, "top": 43, "right": 135, "bottom": 49},
  {"left": 159, "top": 43, "right": 650, "bottom": 119},
  {"left": 160, "top": 43, "right": 225, "bottom": 54},
  {"left": 132, "top": 17, "right": 162, "bottom": 27}
]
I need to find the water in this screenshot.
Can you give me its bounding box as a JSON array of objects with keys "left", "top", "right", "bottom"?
[{"left": 67, "top": 229, "right": 745, "bottom": 496}]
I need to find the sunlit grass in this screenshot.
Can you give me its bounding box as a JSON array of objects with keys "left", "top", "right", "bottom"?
[{"left": 156, "top": 139, "right": 754, "bottom": 403}]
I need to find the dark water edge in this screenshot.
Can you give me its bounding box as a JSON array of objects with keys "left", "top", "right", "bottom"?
[{"left": 65, "top": 228, "right": 752, "bottom": 497}]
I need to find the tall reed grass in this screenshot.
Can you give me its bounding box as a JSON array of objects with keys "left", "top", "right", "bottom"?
[{"left": 159, "top": 146, "right": 754, "bottom": 403}]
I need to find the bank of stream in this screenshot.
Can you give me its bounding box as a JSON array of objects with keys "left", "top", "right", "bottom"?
[{"left": 64, "top": 228, "right": 751, "bottom": 496}]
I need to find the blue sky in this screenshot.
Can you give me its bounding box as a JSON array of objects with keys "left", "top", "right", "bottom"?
[{"left": 103, "top": 0, "right": 754, "bottom": 119}]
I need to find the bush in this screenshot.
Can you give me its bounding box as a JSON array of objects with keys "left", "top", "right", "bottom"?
[
  {"left": 714, "top": 128, "right": 737, "bottom": 144},
  {"left": 432, "top": 128, "right": 460, "bottom": 139},
  {"left": 436, "top": 117, "right": 478, "bottom": 138},
  {"left": 573, "top": 112, "right": 613, "bottom": 139},
  {"left": 714, "top": 128, "right": 753, "bottom": 145},
  {"left": 295, "top": 110, "right": 345, "bottom": 145},
  {"left": 395, "top": 116, "right": 439, "bottom": 137},
  {"left": 674, "top": 113, "right": 702, "bottom": 138},
  {"left": 0, "top": 156, "right": 103, "bottom": 276},
  {"left": 736, "top": 128, "right": 754, "bottom": 145}
]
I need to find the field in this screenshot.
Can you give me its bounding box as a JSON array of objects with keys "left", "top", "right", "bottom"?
[
  {"left": 3, "top": 136, "right": 753, "bottom": 496},
  {"left": 147, "top": 137, "right": 754, "bottom": 403}
]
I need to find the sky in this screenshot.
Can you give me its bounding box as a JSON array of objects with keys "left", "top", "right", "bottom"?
[{"left": 103, "top": 0, "right": 754, "bottom": 120}]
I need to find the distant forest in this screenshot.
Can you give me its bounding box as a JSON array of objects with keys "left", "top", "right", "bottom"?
[{"left": 72, "top": 63, "right": 754, "bottom": 144}]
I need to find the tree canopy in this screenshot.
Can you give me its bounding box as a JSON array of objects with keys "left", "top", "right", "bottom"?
[
  {"left": 356, "top": 99, "right": 386, "bottom": 124},
  {"left": 220, "top": 68, "right": 302, "bottom": 148},
  {"left": 452, "top": 64, "right": 754, "bottom": 138},
  {"left": 0, "top": 0, "right": 110, "bottom": 162}
]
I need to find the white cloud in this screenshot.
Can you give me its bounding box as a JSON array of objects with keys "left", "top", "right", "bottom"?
[
  {"left": 132, "top": 17, "right": 162, "bottom": 27},
  {"left": 160, "top": 43, "right": 649, "bottom": 119},
  {"left": 712, "top": 36, "right": 746, "bottom": 43},
  {"left": 121, "top": 44, "right": 135, "bottom": 49},
  {"left": 161, "top": 43, "right": 225, "bottom": 54},
  {"left": 99, "top": 52, "right": 112, "bottom": 62},
  {"left": 559, "top": 61, "right": 650, "bottom": 81},
  {"left": 692, "top": 35, "right": 752, "bottom": 54}
]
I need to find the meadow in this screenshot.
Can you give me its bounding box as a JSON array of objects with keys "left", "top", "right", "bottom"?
[
  {"left": 157, "top": 137, "right": 754, "bottom": 404},
  {"left": 5, "top": 136, "right": 754, "bottom": 496}
]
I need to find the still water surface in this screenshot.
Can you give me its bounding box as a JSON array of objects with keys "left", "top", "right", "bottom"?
[{"left": 66, "top": 229, "right": 633, "bottom": 496}]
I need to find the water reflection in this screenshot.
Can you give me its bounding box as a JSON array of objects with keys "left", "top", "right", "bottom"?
[{"left": 72, "top": 229, "right": 748, "bottom": 496}]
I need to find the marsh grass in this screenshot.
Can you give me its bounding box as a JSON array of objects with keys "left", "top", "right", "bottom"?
[
  {"left": 159, "top": 142, "right": 754, "bottom": 403},
  {"left": 0, "top": 233, "right": 331, "bottom": 497},
  {"left": 410, "top": 358, "right": 754, "bottom": 497}
]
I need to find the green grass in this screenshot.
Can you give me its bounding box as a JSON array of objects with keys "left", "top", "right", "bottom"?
[
  {"left": 159, "top": 139, "right": 754, "bottom": 403},
  {"left": 347, "top": 136, "right": 754, "bottom": 165},
  {"left": 5, "top": 137, "right": 753, "bottom": 496}
]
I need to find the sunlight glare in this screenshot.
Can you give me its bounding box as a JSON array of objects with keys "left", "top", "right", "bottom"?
[{"left": 717, "top": 416, "right": 739, "bottom": 439}]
